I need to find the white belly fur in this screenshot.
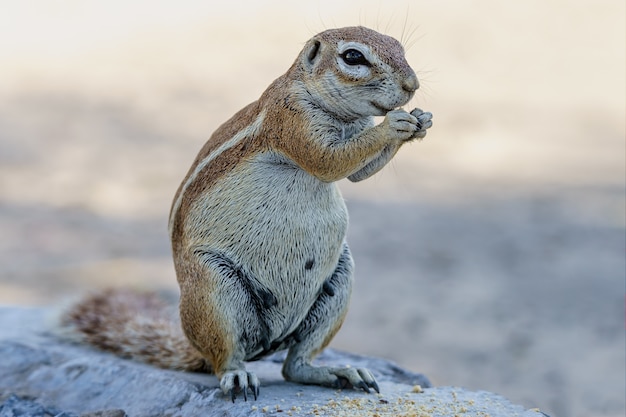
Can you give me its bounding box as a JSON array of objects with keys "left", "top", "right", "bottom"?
[{"left": 184, "top": 151, "right": 349, "bottom": 339}]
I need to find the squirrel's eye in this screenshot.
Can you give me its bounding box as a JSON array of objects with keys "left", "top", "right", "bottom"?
[{"left": 341, "top": 49, "right": 370, "bottom": 66}]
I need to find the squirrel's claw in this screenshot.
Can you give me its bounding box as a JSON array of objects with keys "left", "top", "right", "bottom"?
[
  {"left": 249, "top": 373, "right": 260, "bottom": 401},
  {"left": 252, "top": 382, "right": 260, "bottom": 401},
  {"left": 367, "top": 378, "right": 380, "bottom": 394},
  {"left": 354, "top": 380, "right": 371, "bottom": 393},
  {"left": 357, "top": 367, "right": 380, "bottom": 394}
]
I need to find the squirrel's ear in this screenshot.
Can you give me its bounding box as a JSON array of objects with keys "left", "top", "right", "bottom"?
[{"left": 304, "top": 39, "right": 321, "bottom": 68}]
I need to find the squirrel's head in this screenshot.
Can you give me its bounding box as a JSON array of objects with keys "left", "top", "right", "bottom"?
[{"left": 295, "top": 26, "right": 419, "bottom": 121}]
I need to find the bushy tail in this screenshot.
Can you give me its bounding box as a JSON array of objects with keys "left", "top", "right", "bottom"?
[{"left": 61, "top": 288, "right": 209, "bottom": 372}]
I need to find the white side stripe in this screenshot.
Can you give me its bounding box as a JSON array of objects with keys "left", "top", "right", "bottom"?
[{"left": 168, "top": 110, "right": 266, "bottom": 237}]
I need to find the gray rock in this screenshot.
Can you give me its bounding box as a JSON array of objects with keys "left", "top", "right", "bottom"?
[{"left": 0, "top": 306, "right": 547, "bottom": 417}]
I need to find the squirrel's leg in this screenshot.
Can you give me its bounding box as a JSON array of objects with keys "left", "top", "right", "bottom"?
[
  {"left": 281, "top": 243, "right": 380, "bottom": 393},
  {"left": 348, "top": 108, "right": 433, "bottom": 182},
  {"left": 178, "top": 249, "right": 267, "bottom": 402}
]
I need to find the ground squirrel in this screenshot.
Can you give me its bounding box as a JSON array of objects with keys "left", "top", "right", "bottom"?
[{"left": 63, "top": 26, "right": 433, "bottom": 402}]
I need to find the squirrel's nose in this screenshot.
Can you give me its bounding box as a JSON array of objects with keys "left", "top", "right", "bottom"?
[{"left": 402, "top": 74, "right": 419, "bottom": 93}]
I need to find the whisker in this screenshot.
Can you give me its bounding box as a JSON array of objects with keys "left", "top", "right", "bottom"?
[
  {"left": 401, "top": 4, "right": 411, "bottom": 45},
  {"left": 404, "top": 26, "right": 424, "bottom": 52},
  {"left": 375, "top": 3, "right": 382, "bottom": 32},
  {"left": 383, "top": 9, "right": 396, "bottom": 35},
  {"left": 315, "top": 8, "right": 328, "bottom": 33},
  {"left": 304, "top": 16, "right": 318, "bottom": 39}
]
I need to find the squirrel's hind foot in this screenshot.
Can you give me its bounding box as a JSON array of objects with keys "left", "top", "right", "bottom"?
[
  {"left": 332, "top": 366, "right": 380, "bottom": 393},
  {"left": 220, "top": 370, "right": 260, "bottom": 402},
  {"left": 283, "top": 362, "right": 380, "bottom": 394}
]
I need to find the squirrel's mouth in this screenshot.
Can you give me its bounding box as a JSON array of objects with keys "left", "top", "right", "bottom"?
[{"left": 370, "top": 101, "right": 394, "bottom": 115}]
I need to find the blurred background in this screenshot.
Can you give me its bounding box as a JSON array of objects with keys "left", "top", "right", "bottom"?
[{"left": 0, "top": 1, "right": 624, "bottom": 416}]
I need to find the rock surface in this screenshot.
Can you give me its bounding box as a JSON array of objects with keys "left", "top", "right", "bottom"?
[{"left": 0, "top": 306, "right": 546, "bottom": 417}]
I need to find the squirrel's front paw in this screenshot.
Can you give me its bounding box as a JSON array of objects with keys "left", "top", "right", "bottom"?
[
  {"left": 384, "top": 109, "right": 420, "bottom": 142},
  {"left": 409, "top": 108, "right": 433, "bottom": 140}
]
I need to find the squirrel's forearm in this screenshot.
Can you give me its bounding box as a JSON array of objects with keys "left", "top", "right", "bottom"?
[
  {"left": 347, "top": 143, "right": 400, "bottom": 182},
  {"left": 282, "top": 123, "right": 398, "bottom": 183}
]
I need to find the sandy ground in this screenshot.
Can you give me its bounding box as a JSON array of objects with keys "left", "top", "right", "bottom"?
[{"left": 0, "top": 1, "right": 624, "bottom": 416}]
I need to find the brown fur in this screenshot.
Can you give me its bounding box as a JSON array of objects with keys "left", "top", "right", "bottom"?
[
  {"left": 169, "top": 101, "right": 264, "bottom": 248},
  {"left": 62, "top": 26, "right": 432, "bottom": 399},
  {"left": 62, "top": 289, "right": 209, "bottom": 372}
]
